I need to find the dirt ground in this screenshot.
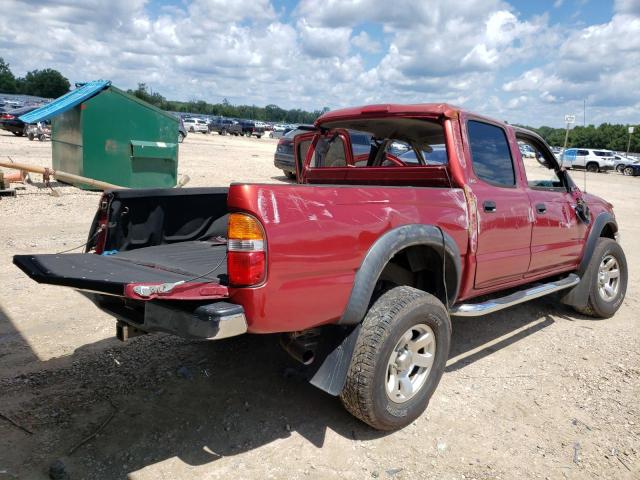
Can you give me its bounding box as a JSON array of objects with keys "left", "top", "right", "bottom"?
[{"left": 0, "top": 130, "right": 638, "bottom": 480}]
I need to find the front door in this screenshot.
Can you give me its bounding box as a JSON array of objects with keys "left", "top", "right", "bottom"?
[{"left": 519, "top": 137, "right": 587, "bottom": 275}]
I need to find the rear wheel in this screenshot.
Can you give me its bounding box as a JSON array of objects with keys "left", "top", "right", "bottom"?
[
  {"left": 573, "top": 238, "right": 627, "bottom": 318},
  {"left": 28, "top": 132, "right": 35, "bottom": 141},
  {"left": 586, "top": 162, "right": 599, "bottom": 173},
  {"left": 38, "top": 134, "right": 46, "bottom": 141},
  {"left": 220, "top": 129, "right": 227, "bottom": 136},
  {"left": 616, "top": 164, "right": 625, "bottom": 173},
  {"left": 340, "top": 286, "right": 451, "bottom": 430},
  {"left": 624, "top": 166, "right": 633, "bottom": 176},
  {"left": 284, "top": 170, "right": 296, "bottom": 180},
  {"left": 178, "top": 132, "right": 185, "bottom": 143}
]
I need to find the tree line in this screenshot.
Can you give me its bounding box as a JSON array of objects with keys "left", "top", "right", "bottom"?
[
  {"left": 1, "top": 57, "right": 636, "bottom": 149},
  {"left": 0, "top": 58, "right": 71, "bottom": 99},
  {"left": 522, "top": 124, "right": 639, "bottom": 153},
  {"left": 127, "top": 83, "right": 328, "bottom": 124}
]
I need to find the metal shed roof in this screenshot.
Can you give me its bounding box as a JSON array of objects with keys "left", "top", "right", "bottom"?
[{"left": 19, "top": 80, "right": 111, "bottom": 124}]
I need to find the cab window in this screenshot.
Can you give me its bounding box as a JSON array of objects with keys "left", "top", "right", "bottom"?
[{"left": 467, "top": 120, "right": 515, "bottom": 187}]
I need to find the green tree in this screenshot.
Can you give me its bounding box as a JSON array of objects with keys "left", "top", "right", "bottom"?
[
  {"left": 0, "top": 57, "right": 17, "bottom": 93},
  {"left": 18, "top": 68, "right": 70, "bottom": 98}
]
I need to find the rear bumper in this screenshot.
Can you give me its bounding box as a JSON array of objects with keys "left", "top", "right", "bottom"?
[{"left": 92, "top": 294, "right": 247, "bottom": 340}]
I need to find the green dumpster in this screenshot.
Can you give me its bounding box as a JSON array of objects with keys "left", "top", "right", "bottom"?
[{"left": 20, "top": 80, "right": 179, "bottom": 189}]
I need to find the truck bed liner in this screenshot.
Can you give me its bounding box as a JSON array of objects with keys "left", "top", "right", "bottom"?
[{"left": 13, "top": 241, "right": 227, "bottom": 296}]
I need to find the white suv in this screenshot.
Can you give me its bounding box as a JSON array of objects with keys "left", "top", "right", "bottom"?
[
  {"left": 183, "top": 118, "right": 209, "bottom": 134},
  {"left": 560, "top": 148, "right": 615, "bottom": 173}
]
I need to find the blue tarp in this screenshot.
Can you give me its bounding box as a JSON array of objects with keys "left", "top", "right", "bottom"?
[{"left": 19, "top": 80, "right": 111, "bottom": 124}]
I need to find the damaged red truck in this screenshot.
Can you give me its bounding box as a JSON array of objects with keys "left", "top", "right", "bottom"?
[{"left": 14, "top": 104, "right": 627, "bottom": 430}]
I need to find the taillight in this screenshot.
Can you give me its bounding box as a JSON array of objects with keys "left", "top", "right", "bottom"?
[
  {"left": 227, "top": 213, "right": 266, "bottom": 286},
  {"left": 1, "top": 114, "right": 15, "bottom": 120}
]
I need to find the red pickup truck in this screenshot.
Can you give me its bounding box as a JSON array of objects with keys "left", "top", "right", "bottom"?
[{"left": 14, "top": 103, "right": 627, "bottom": 430}]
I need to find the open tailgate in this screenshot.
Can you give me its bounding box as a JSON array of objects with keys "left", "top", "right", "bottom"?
[{"left": 13, "top": 241, "right": 229, "bottom": 301}]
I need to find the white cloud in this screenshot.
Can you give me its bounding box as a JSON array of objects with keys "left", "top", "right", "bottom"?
[
  {"left": 351, "top": 31, "right": 381, "bottom": 53},
  {"left": 0, "top": 0, "right": 637, "bottom": 126}
]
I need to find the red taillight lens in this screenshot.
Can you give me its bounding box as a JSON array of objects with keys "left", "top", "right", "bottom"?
[
  {"left": 1, "top": 114, "right": 15, "bottom": 119},
  {"left": 228, "top": 251, "right": 266, "bottom": 286},
  {"left": 227, "top": 213, "right": 266, "bottom": 286}
]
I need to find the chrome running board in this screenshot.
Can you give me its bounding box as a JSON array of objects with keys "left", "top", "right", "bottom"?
[{"left": 450, "top": 274, "right": 580, "bottom": 317}]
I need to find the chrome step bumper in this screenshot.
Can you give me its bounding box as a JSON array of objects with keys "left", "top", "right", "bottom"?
[{"left": 450, "top": 274, "right": 580, "bottom": 317}]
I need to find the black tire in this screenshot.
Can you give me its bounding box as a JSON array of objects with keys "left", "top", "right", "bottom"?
[
  {"left": 284, "top": 170, "right": 296, "bottom": 180},
  {"left": 189, "top": 127, "right": 195, "bottom": 133},
  {"left": 256, "top": 135, "right": 262, "bottom": 139},
  {"left": 340, "top": 286, "right": 451, "bottom": 430},
  {"left": 220, "top": 129, "right": 227, "bottom": 136},
  {"left": 28, "top": 132, "right": 34, "bottom": 141},
  {"left": 13, "top": 131, "right": 23, "bottom": 137},
  {"left": 178, "top": 132, "right": 185, "bottom": 143},
  {"left": 573, "top": 238, "right": 627, "bottom": 318},
  {"left": 586, "top": 162, "right": 599, "bottom": 173},
  {"left": 616, "top": 164, "right": 625, "bottom": 173},
  {"left": 624, "top": 167, "right": 633, "bottom": 176},
  {"left": 38, "top": 134, "right": 46, "bottom": 141}
]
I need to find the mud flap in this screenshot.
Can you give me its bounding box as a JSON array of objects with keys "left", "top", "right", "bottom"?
[{"left": 309, "top": 324, "right": 361, "bottom": 396}]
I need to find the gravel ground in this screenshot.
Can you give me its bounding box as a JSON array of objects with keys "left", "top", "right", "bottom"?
[{"left": 0, "top": 130, "right": 638, "bottom": 479}]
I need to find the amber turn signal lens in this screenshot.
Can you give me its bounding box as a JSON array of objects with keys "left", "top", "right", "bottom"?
[{"left": 228, "top": 213, "right": 264, "bottom": 241}]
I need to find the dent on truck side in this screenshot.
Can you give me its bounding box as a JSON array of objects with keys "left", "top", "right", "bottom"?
[{"left": 226, "top": 183, "right": 469, "bottom": 334}]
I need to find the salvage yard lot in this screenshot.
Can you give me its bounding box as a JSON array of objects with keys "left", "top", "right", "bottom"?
[{"left": 0, "top": 130, "right": 638, "bottom": 479}]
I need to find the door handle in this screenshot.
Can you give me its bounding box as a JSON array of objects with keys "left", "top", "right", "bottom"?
[
  {"left": 536, "top": 203, "right": 547, "bottom": 214},
  {"left": 483, "top": 200, "right": 497, "bottom": 212}
]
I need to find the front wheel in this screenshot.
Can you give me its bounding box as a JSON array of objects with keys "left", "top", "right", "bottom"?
[
  {"left": 178, "top": 132, "right": 185, "bottom": 143},
  {"left": 616, "top": 164, "right": 625, "bottom": 173},
  {"left": 573, "top": 238, "right": 627, "bottom": 318},
  {"left": 28, "top": 132, "right": 35, "bottom": 141},
  {"left": 624, "top": 166, "right": 634, "bottom": 176},
  {"left": 586, "top": 162, "right": 599, "bottom": 173},
  {"left": 340, "top": 286, "right": 451, "bottom": 430}
]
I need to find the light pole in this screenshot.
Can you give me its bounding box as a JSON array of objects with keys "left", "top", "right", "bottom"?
[{"left": 626, "top": 126, "right": 635, "bottom": 157}]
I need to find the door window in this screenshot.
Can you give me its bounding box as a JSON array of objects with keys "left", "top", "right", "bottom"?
[
  {"left": 519, "top": 139, "right": 565, "bottom": 189},
  {"left": 467, "top": 120, "right": 516, "bottom": 187}
]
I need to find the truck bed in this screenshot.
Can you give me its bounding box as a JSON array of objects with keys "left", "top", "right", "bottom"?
[{"left": 14, "top": 241, "right": 227, "bottom": 296}]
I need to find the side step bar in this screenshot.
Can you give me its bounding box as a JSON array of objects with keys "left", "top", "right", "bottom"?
[{"left": 450, "top": 274, "right": 580, "bottom": 317}]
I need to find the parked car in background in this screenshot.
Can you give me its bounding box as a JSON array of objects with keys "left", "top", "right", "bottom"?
[
  {"left": 0, "top": 105, "right": 39, "bottom": 136},
  {"left": 519, "top": 143, "right": 536, "bottom": 158},
  {"left": 560, "top": 148, "right": 615, "bottom": 172},
  {"left": 612, "top": 154, "right": 637, "bottom": 173},
  {"left": 178, "top": 118, "right": 187, "bottom": 143},
  {"left": 209, "top": 118, "right": 242, "bottom": 136},
  {"left": 239, "top": 120, "right": 265, "bottom": 138},
  {"left": 183, "top": 118, "right": 209, "bottom": 134}
]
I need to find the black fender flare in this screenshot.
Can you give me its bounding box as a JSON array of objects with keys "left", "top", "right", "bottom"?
[
  {"left": 339, "top": 224, "right": 462, "bottom": 326},
  {"left": 561, "top": 212, "right": 618, "bottom": 309}
]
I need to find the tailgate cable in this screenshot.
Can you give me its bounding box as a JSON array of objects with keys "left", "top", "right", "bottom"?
[
  {"left": 55, "top": 226, "right": 104, "bottom": 255},
  {"left": 132, "top": 253, "right": 228, "bottom": 298}
]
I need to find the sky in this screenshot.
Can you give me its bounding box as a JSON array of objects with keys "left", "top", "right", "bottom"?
[{"left": 0, "top": 0, "right": 638, "bottom": 127}]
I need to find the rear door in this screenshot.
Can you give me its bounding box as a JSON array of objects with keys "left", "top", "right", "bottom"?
[{"left": 465, "top": 120, "right": 533, "bottom": 289}]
